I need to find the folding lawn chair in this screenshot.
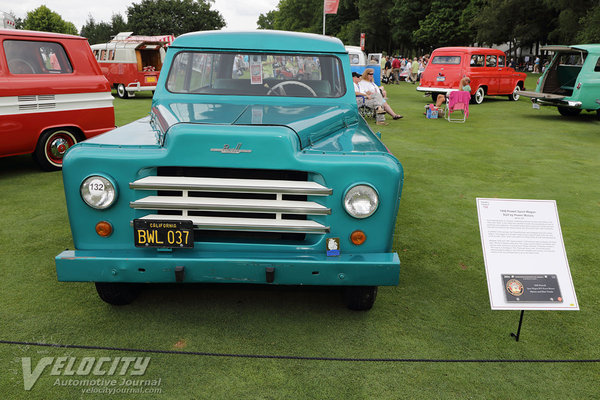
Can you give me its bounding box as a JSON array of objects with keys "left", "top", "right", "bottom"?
[
  {"left": 446, "top": 91, "right": 471, "bottom": 123},
  {"left": 357, "top": 95, "right": 376, "bottom": 119}
]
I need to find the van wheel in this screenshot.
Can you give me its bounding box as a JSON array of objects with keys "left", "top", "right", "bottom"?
[
  {"left": 473, "top": 87, "right": 485, "bottom": 104},
  {"left": 33, "top": 128, "right": 78, "bottom": 171},
  {"left": 508, "top": 85, "right": 520, "bottom": 101},
  {"left": 342, "top": 286, "right": 378, "bottom": 311},
  {"left": 95, "top": 282, "right": 140, "bottom": 305},
  {"left": 116, "top": 84, "right": 130, "bottom": 99},
  {"left": 557, "top": 106, "right": 582, "bottom": 117}
]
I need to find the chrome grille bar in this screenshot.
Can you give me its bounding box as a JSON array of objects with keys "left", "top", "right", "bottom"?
[
  {"left": 130, "top": 176, "right": 332, "bottom": 196},
  {"left": 131, "top": 196, "right": 331, "bottom": 215}
]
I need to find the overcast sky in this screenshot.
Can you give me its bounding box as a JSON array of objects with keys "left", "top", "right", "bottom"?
[{"left": 5, "top": 0, "right": 280, "bottom": 32}]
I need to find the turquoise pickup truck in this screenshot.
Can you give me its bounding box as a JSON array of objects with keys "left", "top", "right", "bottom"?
[
  {"left": 55, "top": 30, "right": 404, "bottom": 310},
  {"left": 520, "top": 44, "right": 600, "bottom": 119}
]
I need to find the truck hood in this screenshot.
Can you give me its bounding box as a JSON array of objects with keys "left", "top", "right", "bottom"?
[{"left": 153, "top": 102, "right": 361, "bottom": 149}]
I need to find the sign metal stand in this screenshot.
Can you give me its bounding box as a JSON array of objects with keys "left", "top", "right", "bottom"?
[{"left": 510, "top": 310, "right": 525, "bottom": 342}]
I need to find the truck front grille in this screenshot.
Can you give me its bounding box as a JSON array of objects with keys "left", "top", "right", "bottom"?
[{"left": 129, "top": 168, "right": 331, "bottom": 240}]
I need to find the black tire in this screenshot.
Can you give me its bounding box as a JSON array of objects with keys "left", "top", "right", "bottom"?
[
  {"left": 116, "top": 83, "right": 130, "bottom": 99},
  {"left": 33, "top": 128, "right": 78, "bottom": 171},
  {"left": 343, "top": 286, "right": 378, "bottom": 311},
  {"left": 472, "top": 87, "right": 485, "bottom": 104},
  {"left": 508, "top": 85, "right": 521, "bottom": 101},
  {"left": 95, "top": 282, "right": 141, "bottom": 305},
  {"left": 557, "top": 106, "right": 582, "bottom": 117},
  {"left": 596, "top": 109, "right": 600, "bottom": 120}
]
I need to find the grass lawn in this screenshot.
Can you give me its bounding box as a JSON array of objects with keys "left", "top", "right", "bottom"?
[{"left": 1, "top": 77, "right": 599, "bottom": 399}]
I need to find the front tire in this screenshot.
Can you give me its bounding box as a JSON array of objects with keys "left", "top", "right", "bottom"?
[
  {"left": 343, "top": 286, "right": 378, "bottom": 311},
  {"left": 558, "top": 106, "right": 582, "bottom": 117},
  {"left": 33, "top": 128, "right": 78, "bottom": 171},
  {"left": 95, "top": 282, "right": 141, "bottom": 305},
  {"left": 472, "top": 87, "right": 485, "bottom": 104},
  {"left": 508, "top": 85, "right": 521, "bottom": 101},
  {"left": 116, "top": 83, "right": 130, "bottom": 99}
]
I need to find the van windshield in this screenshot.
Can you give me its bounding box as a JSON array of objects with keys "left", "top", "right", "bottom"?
[
  {"left": 166, "top": 52, "right": 346, "bottom": 98},
  {"left": 431, "top": 56, "right": 461, "bottom": 65}
]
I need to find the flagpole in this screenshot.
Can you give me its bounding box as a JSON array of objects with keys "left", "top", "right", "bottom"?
[{"left": 322, "top": 6, "right": 326, "bottom": 35}]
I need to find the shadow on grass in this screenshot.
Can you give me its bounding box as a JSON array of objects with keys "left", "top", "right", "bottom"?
[
  {"left": 0, "top": 154, "right": 42, "bottom": 178},
  {"left": 132, "top": 283, "right": 347, "bottom": 312},
  {"left": 518, "top": 112, "right": 600, "bottom": 124}
]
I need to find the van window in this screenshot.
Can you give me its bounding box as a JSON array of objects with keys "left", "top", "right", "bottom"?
[
  {"left": 109, "top": 50, "right": 115, "bottom": 60},
  {"left": 486, "top": 55, "right": 497, "bottom": 67},
  {"left": 595, "top": 57, "right": 600, "bottom": 72},
  {"left": 431, "top": 56, "right": 461, "bottom": 64},
  {"left": 100, "top": 50, "right": 107, "bottom": 60},
  {"left": 470, "top": 55, "right": 484, "bottom": 67},
  {"left": 498, "top": 55, "right": 505, "bottom": 67},
  {"left": 4, "top": 40, "right": 73, "bottom": 74}
]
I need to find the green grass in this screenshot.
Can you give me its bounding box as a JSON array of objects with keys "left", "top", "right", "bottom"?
[{"left": 1, "top": 76, "right": 599, "bottom": 399}]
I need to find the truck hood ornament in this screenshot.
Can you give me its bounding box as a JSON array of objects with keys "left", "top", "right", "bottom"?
[{"left": 210, "top": 143, "right": 252, "bottom": 154}]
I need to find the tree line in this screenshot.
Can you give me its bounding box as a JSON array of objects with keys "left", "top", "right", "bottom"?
[
  {"left": 9, "top": 0, "right": 600, "bottom": 57},
  {"left": 9, "top": 0, "right": 225, "bottom": 45},
  {"left": 258, "top": 0, "right": 600, "bottom": 57}
]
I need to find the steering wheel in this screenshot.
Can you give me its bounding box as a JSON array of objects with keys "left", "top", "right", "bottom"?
[
  {"left": 267, "top": 81, "right": 317, "bottom": 97},
  {"left": 8, "top": 58, "right": 36, "bottom": 74}
]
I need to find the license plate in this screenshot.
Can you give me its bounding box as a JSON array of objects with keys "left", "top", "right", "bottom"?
[
  {"left": 436, "top": 76, "right": 445, "bottom": 81},
  {"left": 134, "top": 219, "right": 193, "bottom": 248},
  {"left": 145, "top": 76, "right": 157, "bottom": 83}
]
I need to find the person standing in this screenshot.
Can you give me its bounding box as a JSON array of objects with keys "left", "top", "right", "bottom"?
[
  {"left": 409, "top": 57, "right": 419, "bottom": 84},
  {"left": 383, "top": 56, "right": 392, "bottom": 81},
  {"left": 391, "top": 56, "right": 401, "bottom": 84}
]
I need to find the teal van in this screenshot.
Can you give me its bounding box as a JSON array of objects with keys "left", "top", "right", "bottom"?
[
  {"left": 55, "top": 30, "right": 404, "bottom": 310},
  {"left": 521, "top": 44, "right": 600, "bottom": 118}
]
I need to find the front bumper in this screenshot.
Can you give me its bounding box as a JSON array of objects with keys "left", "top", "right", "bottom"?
[{"left": 56, "top": 249, "right": 400, "bottom": 286}]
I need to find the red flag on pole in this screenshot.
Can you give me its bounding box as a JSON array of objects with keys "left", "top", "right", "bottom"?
[{"left": 324, "top": 0, "right": 339, "bottom": 14}]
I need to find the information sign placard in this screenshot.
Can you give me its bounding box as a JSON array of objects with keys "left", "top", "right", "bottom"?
[{"left": 476, "top": 198, "right": 578, "bottom": 310}]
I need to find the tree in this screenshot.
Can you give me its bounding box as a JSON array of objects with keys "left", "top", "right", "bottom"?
[
  {"left": 110, "top": 14, "right": 129, "bottom": 35},
  {"left": 22, "top": 5, "right": 78, "bottom": 35},
  {"left": 576, "top": 4, "right": 600, "bottom": 43},
  {"left": 80, "top": 16, "right": 113, "bottom": 44},
  {"left": 543, "top": 0, "right": 596, "bottom": 44},
  {"left": 389, "top": 0, "right": 432, "bottom": 55},
  {"left": 269, "top": 0, "right": 323, "bottom": 33},
  {"left": 257, "top": 10, "right": 276, "bottom": 29},
  {"left": 127, "top": 0, "right": 225, "bottom": 36},
  {"left": 413, "top": 0, "right": 472, "bottom": 51}
]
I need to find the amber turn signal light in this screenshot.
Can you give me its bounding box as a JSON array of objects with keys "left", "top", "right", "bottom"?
[
  {"left": 350, "top": 230, "right": 366, "bottom": 245},
  {"left": 95, "top": 221, "right": 113, "bottom": 237}
]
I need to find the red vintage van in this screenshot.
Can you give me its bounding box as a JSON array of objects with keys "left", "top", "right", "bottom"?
[
  {"left": 0, "top": 29, "right": 114, "bottom": 171},
  {"left": 418, "top": 47, "right": 526, "bottom": 104},
  {"left": 91, "top": 32, "right": 174, "bottom": 98}
]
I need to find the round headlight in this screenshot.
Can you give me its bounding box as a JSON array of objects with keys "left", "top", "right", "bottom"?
[
  {"left": 80, "top": 175, "right": 117, "bottom": 209},
  {"left": 343, "top": 184, "right": 379, "bottom": 218}
]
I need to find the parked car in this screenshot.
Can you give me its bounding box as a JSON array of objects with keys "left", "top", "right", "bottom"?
[
  {"left": 520, "top": 44, "right": 600, "bottom": 119},
  {"left": 0, "top": 29, "right": 115, "bottom": 170},
  {"left": 55, "top": 30, "right": 404, "bottom": 311},
  {"left": 346, "top": 46, "right": 382, "bottom": 85},
  {"left": 90, "top": 32, "right": 174, "bottom": 98},
  {"left": 417, "top": 47, "right": 527, "bottom": 104}
]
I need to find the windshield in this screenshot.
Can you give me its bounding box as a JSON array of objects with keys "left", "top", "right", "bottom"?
[{"left": 166, "top": 52, "right": 346, "bottom": 98}]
